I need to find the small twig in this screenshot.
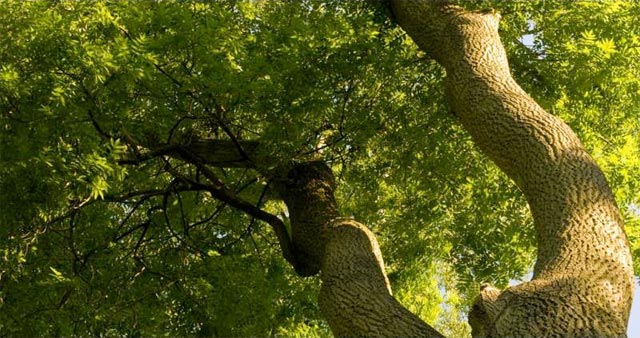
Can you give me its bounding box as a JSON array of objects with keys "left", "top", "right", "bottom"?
[
  {"left": 220, "top": 179, "right": 271, "bottom": 253},
  {"left": 117, "top": 144, "right": 181, "bottom": 165},
  {"left": 115, "top": 220, "right": 150, "bottom": 243},
  {"left": 104, "top": 189, "right": 166, "bottom": 202},
  {"left": 167, "top": 115, "right": 200, "bottom": 143},
  {"left": 46, "top": 197, "right": 93, "bottom": 227},
  {"left": 212, "top": 104, "right": 254, "bottom": 167},
  {"left": 78, "top": 84, "right": 114, "bottom": 140}
]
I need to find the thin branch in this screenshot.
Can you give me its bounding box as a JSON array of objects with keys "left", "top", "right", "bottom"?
[
  {"left": 120, "top": 139, "right": 261, "bottom": 169},
  {"left": 220, "top": 179, "right": 271, "bottom": 253},
  {"left": 167, "top": 115, "right": 201, "bottom": 143},
  {"left": 118, "top": 144, "right": 181, "bottom": 165},
  {"left": 114, "top": 220, "right": 150, "bottom": 243},
  {"left": 112, "top": 195, "right": 154, "bottom": 237},
  {"left": 160, "top": 183, "right": 203, "bottom": 255},
  {"left": 163, "top": 160, "right": 297, "bottom": 269},
  {"left": 153, "top": 63, "right": 184, "bottom": 88},
  {"left": 213, "top": 105, "right": 252, "bottom": 164},
  {"left": 185, "top": 202, "right": 226, "bottom": 232},
  {"left": 77, "top": 82, "right": 115, "bottom": 140},
  {"left": 46, "top": 197, "right": 93, "bottom": 228},
  {"left": 132, "top": 218, "right": 151, "bottom": 257},
  {"left": 104, "top": 189, "right": 166, "bottom": 202}
]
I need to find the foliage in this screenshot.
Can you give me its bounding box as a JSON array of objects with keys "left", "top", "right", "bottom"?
[{"left": 1, "top": 1, "right": 638, "bottom": 336}]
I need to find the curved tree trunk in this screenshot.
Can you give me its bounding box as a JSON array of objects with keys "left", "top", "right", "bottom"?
[
  {"left": 277, "top": 162, "right": 444, "bottom": 337},
  {"left": 148, "top": 1, "right": 635, "bottom": 336},
  {"left": 386, "top": 1, "right": 634, "bottom": 337}
]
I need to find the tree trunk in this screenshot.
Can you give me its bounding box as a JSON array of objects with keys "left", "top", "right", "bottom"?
[
  {"left": 147, "top": 2, "right": 635, "bottom": 336},
  {"left": 386, "top": 1, "right": 634, "bottom": 337},
  {"left": 277, "top": 162, "right": 444, "bottom": 337}
]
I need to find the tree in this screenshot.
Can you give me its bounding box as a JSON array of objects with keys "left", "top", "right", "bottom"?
[{"left": 1, "top": 1, "right": 638, "bottom": 337}]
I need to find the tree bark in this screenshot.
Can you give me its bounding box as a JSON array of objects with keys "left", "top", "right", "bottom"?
[
  {"left": 386, "top": 1, "right": 634, "bottom": 337},
  {"left": 151, "top": 143, "right": 446, "bottom": 335},
  {"left": 277, "top": 162, "right": 444, "bottom": 337},
  {"left": 139, "top": 2, "right": 634, "bottom": 336}
]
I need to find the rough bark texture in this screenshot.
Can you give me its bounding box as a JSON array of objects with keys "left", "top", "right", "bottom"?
[
  {"left": 388, "top": 1, "right": 634, "bottom": 337},
  {"left": 278, "top": 162, "right": 340, "bottom": 277},
  {"left": 468, "top": 284, "right": 502, "bottom": 338},
  {"left": 277, "top": 162, "right": 444, "bottom": 337},
  {"left": 148, "top": 2, "right": 635, "bottom": 336}
]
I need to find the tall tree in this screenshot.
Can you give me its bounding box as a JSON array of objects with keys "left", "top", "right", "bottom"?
[{"left": 1, "top": 1, "right": 638, "bottom": 337}]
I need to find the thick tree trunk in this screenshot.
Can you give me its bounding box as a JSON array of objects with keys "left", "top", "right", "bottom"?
[
  {"left": 387, "top": 1, "right": 634, "bottom": 337},
  {"left": 277, "top": 162, "right": 444, "bottom": 337},
  {"left": 148, "top": 2, "right": 634, "bottom": 336}
]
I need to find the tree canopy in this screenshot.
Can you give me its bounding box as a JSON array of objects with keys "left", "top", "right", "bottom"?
[{"left": 1, "top": 1, "right": 638, "bottom": 337}]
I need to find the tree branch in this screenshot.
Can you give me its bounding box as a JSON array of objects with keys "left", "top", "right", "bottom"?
[
  {"left": 163, "top": 159, "right": 297, "bottom": 269},
  {"left": 120, "top": 139, "right": 262, "bottom": 169}
]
